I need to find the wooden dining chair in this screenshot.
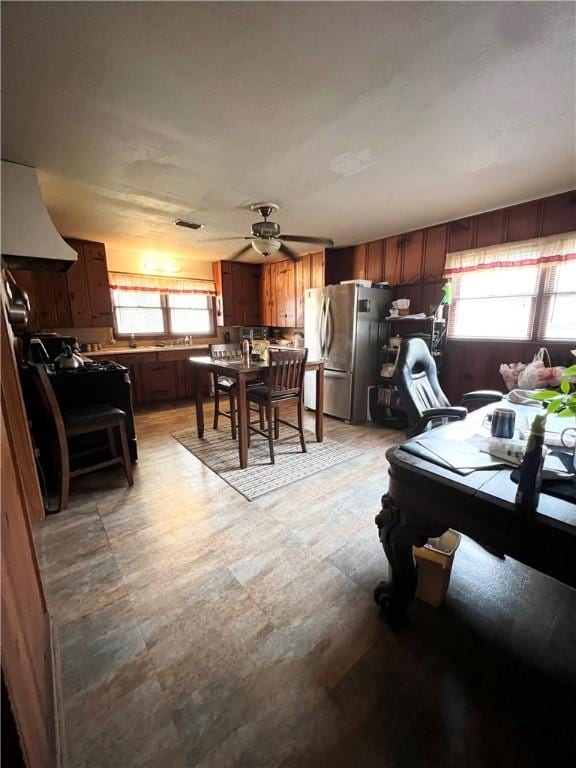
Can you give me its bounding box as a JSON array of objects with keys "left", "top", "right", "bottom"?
[
  {"left": 209, "top": 343, "right": 264, "bottom": 439},
  {"left": 246, "top": 348, "right": 308, "bottom": 463},
  {"left": 31, "top": 363, "right": 133, "bottom": 511}
]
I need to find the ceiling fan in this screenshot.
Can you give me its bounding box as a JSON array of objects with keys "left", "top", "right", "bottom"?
[{"left": 201, "top": 203, "right": 334, "bottom": 261}]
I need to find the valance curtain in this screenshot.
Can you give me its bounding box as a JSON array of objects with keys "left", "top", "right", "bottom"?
[
  {"left": 443, "top": 232, "right": 576, "bottom": 276},
  {"left": 109, "top": 272, "right": 216, "bottom": 295}
]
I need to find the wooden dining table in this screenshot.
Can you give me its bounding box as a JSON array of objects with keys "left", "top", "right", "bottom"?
[{"left": 189, "top": 356, "right": 324, "bottom": 468}]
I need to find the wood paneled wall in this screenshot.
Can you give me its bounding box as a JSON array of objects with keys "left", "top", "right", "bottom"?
[
  {"left": 1, "top": 295, "right": 55, "bottom": 767},
  {"left": 325, "top": 190, "right": 576, "bottom": 401}
]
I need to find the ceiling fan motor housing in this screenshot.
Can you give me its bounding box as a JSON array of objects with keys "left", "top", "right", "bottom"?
[{"left": 251, "top": 220, "right": 281, "bottom": 238}]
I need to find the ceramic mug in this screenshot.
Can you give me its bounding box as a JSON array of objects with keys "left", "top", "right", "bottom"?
[{"left": 484, "top": 407, "right": 516, "bottom": 439}]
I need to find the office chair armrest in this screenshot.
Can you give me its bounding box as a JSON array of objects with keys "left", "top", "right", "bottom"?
[
  {"left": 461, "top": 390, "right": 503, "bottom": 409},
  {"left": 407, "top": 407, "right": 467, "bottom": 437}
]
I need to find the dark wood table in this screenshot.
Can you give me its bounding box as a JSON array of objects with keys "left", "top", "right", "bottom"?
[
  {"left": 375, "top": 403, "right": 576, "bottom": 614},
  {"left": 189, "top": 356, "right": 324, "bottom": 469}
]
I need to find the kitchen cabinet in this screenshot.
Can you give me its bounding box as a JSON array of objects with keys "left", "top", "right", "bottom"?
[
  {"left": 541, "top": 191, "right": 576, "bottom": 236},
  {"left": 366, "top": 241, "right": 383, "bottom": 283},
  {"left": 66, "top": 239, "right": 113, "bottom": 327},
  {"left": 382, "top": 237, "right": 401, "bottom": 285},
  {"left": 271, "top": 260, "right": 296, "bottom": 327},
  {"left": 422, "top": 225, "right": 448, "bottom": 282},
  {"left": 261, "top": 263, "right": 273, "bottom": 326},
  {"left": 294, "top": 250, "right": 324, "bottom": 326},
  {"left": 475, "top": 210, "right": 505, "bottom": 248},
  {"left": 399, "top": 230, "right": 424, "bottom": 284},
  {"left": 213, "top": 261, "right": 262, "bottom": 326},
  {"left": 447, "top": 217, "right": 474, "bottom": 252},
  {"left": 91, "top": 348, "right": 210, "bottom": 407},
  {"left": 12, "top": 239, "right": 112, "bottom": 330},
  {"left": 506, "top": 201, "right": 542, "bottom": 242},
  {"left": 352, "top": 244, "right": 367, "bottom": 279}
]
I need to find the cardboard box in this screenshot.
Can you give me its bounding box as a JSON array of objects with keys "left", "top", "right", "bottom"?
[{"left": 413, "top": 530, "right": 461, "bottom": 608}]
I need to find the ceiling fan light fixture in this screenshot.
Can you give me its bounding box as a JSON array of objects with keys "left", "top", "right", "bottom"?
[{"left": 251, "top": 237, "right": 281, "bottom": 256}]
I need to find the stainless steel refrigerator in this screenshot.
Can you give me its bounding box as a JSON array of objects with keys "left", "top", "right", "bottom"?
[{"left": 304, "top": 284, "right": 392, "bottom": 422}]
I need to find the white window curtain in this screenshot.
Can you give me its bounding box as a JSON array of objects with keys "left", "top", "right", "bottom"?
[
  {"left": 443, "top": 232, "right": 576, "bottom": 276},
  {"left": 109, "top": 272, "right": 216, "bottom": 295}
]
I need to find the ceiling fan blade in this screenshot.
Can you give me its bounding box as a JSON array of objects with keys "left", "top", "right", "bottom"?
[
  {"left": 279, "top": 243, "right": 299, "bottom": 262},
  {"left": 200, "top": 236, "right": 251, "bottom": 243},
  {"left": 230, "top": 243, "right": 254, "bottom": 261},
  {"left": 281, "top": 235, "right": 334, "bottom": 246}
]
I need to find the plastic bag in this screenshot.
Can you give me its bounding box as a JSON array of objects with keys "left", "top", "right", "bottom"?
[
  {"left": 499, "top": 362, "right": 526, "bottom": 391},
  {"left": 516, "top": 348, "right": 565, "bottom": 390}
]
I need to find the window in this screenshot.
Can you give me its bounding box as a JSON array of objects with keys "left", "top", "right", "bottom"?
[
  {"left": 445, "top": 233, "right": 576, "bottom": 342},
  {"left": 110, "top": 274, "right": 215, "bottom": 337},
  {"left": 113, "top": 289, "right": 164, "bottom": 335},
  {"left": 539, "top": 260, "right": 576, "bottom": 341}
]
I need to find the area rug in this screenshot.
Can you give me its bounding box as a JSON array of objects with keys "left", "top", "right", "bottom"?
[{"left": 172, "top": 425, "right": 363, "bottom": 501}]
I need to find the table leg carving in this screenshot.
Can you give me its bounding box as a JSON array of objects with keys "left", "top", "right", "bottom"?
[{"left": 374, "top": 493, "right": 445, "bottom": 614}]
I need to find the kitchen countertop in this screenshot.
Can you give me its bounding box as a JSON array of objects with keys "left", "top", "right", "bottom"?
[{"left": 89, "top": 343, "right": 210, "bottom": 358}]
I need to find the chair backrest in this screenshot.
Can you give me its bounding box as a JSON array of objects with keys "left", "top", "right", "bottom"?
[
  {"left": 393, "top": 338, "right": 451, "bottom": 422},
  {"left": 266, "top": 348, "right": 308, "bottom": 397},
  {"left": 209, "top": 342, "right": 242, "bottom": 360},
  {"left": 29, "top": 363, "right": 70, "bottom": 485}
]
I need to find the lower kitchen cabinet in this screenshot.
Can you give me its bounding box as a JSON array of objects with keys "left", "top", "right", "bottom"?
[{"left": 96, "top": 349, "right": 210, "bottom": 407}]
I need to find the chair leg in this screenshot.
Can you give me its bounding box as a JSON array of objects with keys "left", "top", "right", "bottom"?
[
  {"left": 59, "top": 462, "right": 70, "bottom": 512},
  {"left": 274, "top": 407, "right": 280, "bottom": 439},
  {"left": 297, "top": 399, "right": 307, "bottom": 453},
  {"left": 259, "top": 404, "right": 265, "bottom": 430},
  {"left": 230, "top": 391, "right": 237, "bottom": 440},
  {"left": 266, "top": 401, "right": 275, "bottom": 464},
  {"left": 118, "top": 419, "right": 134, "bottom": 486},
  {"left": 107, "top": 427, "right": 117, "bottom": 457},
  {"left": 213, "top": 376, "right": 220, "bottom": 430}
]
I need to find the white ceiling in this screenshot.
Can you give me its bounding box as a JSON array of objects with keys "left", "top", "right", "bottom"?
[{"left": 2, "top": 1, "right": 575, "bottom": 266}]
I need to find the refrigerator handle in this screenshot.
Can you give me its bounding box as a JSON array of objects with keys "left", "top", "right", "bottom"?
[
  {"left": 325, "top": 297, "right": 333, "bottom": 356},
  {"left": 319, "top": 296, "right": 326, "bottom": 357}
]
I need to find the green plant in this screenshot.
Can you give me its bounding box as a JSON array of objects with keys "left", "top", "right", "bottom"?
[{"left": 530, "top": 350, "right": 576, "bottom": 417}]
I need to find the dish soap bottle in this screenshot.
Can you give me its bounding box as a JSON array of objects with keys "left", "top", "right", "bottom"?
[
  {"left": 129, "top": 333, "right": 137, "bottom": 349},
  {"left": 514, "top": 412, "right": 546, "bottom": 512}
]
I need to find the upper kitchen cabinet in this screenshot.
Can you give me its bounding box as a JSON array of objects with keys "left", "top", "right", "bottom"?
[
  {"left": 447, "top": 217, "right": 474, "bottom": 252},
  {"left": 421, "top": 224, "right": 448, "bottom": 281},
  {"left": 505, "top": 200, "right": 543, "bottom": 242},
  {"left": 11, "top": 238, "right": 111, "bottom": 330},
  {"left": 66, "top": 239, "right": 113, "bottom": 327},
  {"left": 294, "top": 250, "right": 324, "bottom": 326},
  {"left": 399, "top": 230, "right": 424, "bottom": 284},
  {"left": 271, "top": 260, "right": 296, "bottom": 327},
  {"left": 213, "top": 261, "right": 262, "bottom": 327},
  {"left": 541, "top": 191, "right": 576, "bottom": 236}
]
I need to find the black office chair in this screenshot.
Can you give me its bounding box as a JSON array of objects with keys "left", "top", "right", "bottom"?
[{"left": 394, "top": 338, "right": 502, "bottom": 437}]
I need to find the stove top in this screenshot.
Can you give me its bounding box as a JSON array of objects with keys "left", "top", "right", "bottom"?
[{"left": 48, "top": 360, "right": 127, "bottom": 374}]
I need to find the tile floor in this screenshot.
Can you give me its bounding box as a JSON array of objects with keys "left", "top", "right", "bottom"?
[{"left": 33, "top": 402, "right": 576, "bottom": 768}]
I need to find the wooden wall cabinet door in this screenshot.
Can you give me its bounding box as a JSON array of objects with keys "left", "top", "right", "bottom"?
[
  {"left": 352, "top": 245, "right": 367, "bottom": 279},
  {"left": 541, "top": 192, "right": 576, "bottom": 236},
  {"left": 10, "top": 270, "right": 72, "bottom": 330},
  {"left": 506, "top": 200, "right": 542, "bottom": 242},
  {"left": 382, "top": 238, "right": 401, "bottom": 286},
  {"left": 400, "top": 230, "right": 424, "bottom": 284},
  {"left": 213, "top": 262, "right": 234, "bottom": 325},
  {"left": 475, "top": 210, "right": 505, "bottom": 248},
  {"left": 295, "top": 257, "right": 306, "bottom": 328},
  {"left": 243, "top": 264, "right": 262, "bottom": 326},
  {"left": 310, "top": 250, "right": 325, "bottom": 288},
  {"left": 260, "top": 263, "right": 273, "bottom": 326},
  {"left": 366, "top": 241, "right": 383, "bottom": 283},
  {"left": 141, "top": 362, "right": 178, "bottom": 402},
  {"left": 447, "top": 218, "right": 474, "bottom": 252},
  {"left": 83, "top": 243, "right": 113, "bottom": 326},
  {"left": 271, "top": 260, "right": 296, "bottom": 327},
  {"left": 422, "top": 225, "right": 448, "bottom": 282}
]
